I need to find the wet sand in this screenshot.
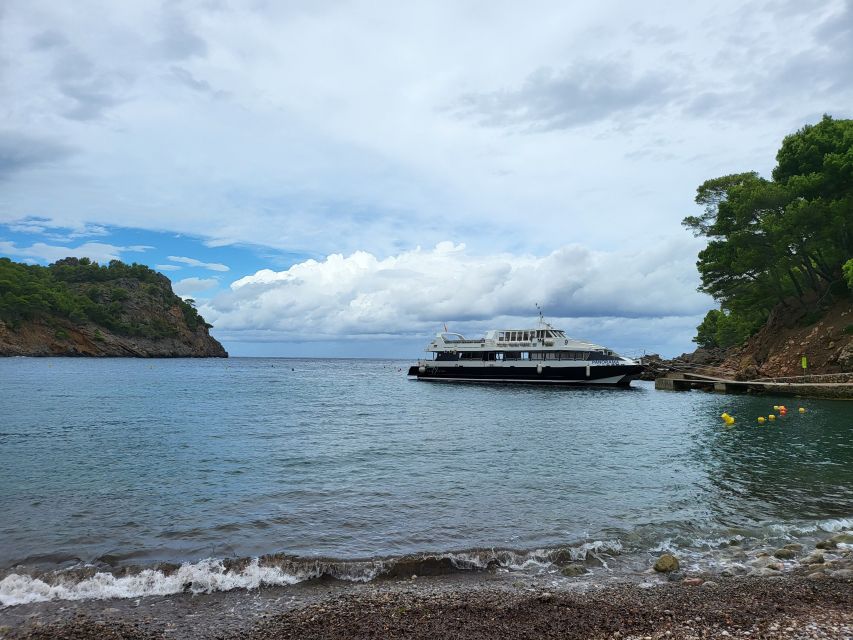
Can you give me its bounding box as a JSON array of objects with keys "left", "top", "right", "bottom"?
[{"left": 2, "top": 573, "right": 850, "bottom": 640}]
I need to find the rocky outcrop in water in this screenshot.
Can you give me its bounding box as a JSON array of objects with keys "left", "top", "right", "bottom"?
[{"left": 0, "top": 258, "right": 227, "bottom": 358}]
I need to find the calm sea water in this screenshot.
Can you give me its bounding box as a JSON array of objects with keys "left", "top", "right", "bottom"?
[{"left": 1, "top": 357, "right": 851, "bottom": 604}]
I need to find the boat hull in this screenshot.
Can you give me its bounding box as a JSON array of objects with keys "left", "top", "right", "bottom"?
[{"left": 406, "top": 363, "right": 643, "bottom": 386}]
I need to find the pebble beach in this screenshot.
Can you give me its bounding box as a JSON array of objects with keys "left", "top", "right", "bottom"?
[
  {"left": 3, "top": 531, "right": 852, "bottom": 640},
  {"left": 2, "top": 574, "right": 851, "bottom": 640}
]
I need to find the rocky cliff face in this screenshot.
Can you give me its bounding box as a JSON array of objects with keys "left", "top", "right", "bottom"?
[
  {"left": 641, "top": 298, "right": 852, "bottom": 380},
  {"left": 721, "top": 298, "right": 852, "bottom": 379},
  {"left": 0, "top": 275, "right": 227, "bottom": 358}
]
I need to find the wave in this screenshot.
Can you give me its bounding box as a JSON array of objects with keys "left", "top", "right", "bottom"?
[
  {"left": 0, "top": 542, "right": 623, "bottom": 607},
  {"left": 3, "top": 515, "right": 849, "bottom": 607}
]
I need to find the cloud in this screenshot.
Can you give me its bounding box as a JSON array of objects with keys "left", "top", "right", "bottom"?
[
  {"left": 456, "top": 62, "right": 673, "bottom": 131},
  {"left": 0, "top": 241, "right": 149, "bottom": 264},
  {"left": 170, "top": 66, "right": 225, "bottom": 97},
  {"left": 172, "top": 277, "right": 219, "bottom": 298},
  {"left": 167, "top": 256, "right": 230, "bottom": 271},
  {"left": 159, "top": 8, "right": 207, "bottom": 60},
  {"left": 0, "top": 132, "right": 73, "bottom": 180},
  {"left": 30, "top": 29, "right": 67, "bottom": 50},
  {"left": 3, "top": 216, "right": 109, "bottom": 240},
  {"left": 155, "top": 264, "right": 182, "bottom": 272},
  {"left": 203, "top": 240, "right": 710, "bottom": 341}
]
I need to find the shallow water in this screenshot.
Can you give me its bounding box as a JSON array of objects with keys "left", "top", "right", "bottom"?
[{"left": 0, "top": 357, "right": 851, "bottom": 604}]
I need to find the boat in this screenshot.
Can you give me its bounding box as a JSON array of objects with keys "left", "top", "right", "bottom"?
[{"left": 407, "top": 319, "right": 643, "bottom": 386}]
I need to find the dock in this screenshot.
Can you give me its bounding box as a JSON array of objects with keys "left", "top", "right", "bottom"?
[{"left": 653, "top": 366, "right": 853, "bottom": 399}]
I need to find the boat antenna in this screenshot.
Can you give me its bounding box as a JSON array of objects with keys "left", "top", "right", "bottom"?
[{"left": 536, "top": 303, "right": 543, "bottom": 327}]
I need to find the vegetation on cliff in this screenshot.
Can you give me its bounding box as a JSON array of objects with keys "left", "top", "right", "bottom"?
[
  {"left": 685, "top": 115, "right": 852, "bottom": 350},
  {"left": 0, "top": 257, "right": 226, "bottom": 357}
]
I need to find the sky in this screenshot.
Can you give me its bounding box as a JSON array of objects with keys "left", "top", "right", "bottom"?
[{"left": 1, "top": 0, "right": 851, "bottom": 357}]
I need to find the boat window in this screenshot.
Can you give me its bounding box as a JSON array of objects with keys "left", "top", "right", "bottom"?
[
  {"left": 521, "top": 351, "right": 529, "bottom": 360},
  {"left": 522, "top": 332, "right": 528, "bottom": 341},
  {"left": 498, "top": 332, "right": 505, "bottom": 341}
]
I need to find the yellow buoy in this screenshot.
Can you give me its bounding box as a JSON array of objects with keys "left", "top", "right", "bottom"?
[
  {"left": 768, "top": 414, "right": 775, "bottom": 421},
  {"left": 798, "top": 407, "right": 805, "bottom": 413},
  {"left": 773, "top": 405, "right": 779, "bottom": 411},
  {"left": 757, "top": 417, "right": 765, "bottom": 424}
]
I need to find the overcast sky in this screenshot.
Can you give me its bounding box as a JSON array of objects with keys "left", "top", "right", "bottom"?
[{"left": 1, "top": 0, "right": 851, "bottom": 357}]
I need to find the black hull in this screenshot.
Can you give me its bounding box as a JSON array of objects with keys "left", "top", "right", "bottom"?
[{"left": 406, "top": 364, "right": 643, "bottom": 386}]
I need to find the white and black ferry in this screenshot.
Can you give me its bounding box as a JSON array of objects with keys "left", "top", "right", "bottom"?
[{"left": 407, "top": 323, "right": 643, "bottom": 386}]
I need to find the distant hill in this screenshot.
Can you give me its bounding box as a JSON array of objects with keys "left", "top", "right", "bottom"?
[{"left": 0, "top": 257, "right": 227, "bottom": 357}]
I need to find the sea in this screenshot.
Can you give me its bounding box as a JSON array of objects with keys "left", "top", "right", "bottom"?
[{"left": 1, "top": 357, "right": 851, "bottom": 606}]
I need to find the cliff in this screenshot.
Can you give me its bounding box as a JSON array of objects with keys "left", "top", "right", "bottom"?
[
  {"left": 0, "top": 257, "right": 227, "bottom": 358},
  {"left": 721, "top": 296, "right": 852, "bottom": 379},
  {"left": 644, "top": 297, "right": 852, "bottom": 380}
]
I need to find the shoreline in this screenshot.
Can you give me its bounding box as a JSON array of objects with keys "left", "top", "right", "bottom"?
[{"left": 2, "top": 573, "right": 850, "bottom": 639}]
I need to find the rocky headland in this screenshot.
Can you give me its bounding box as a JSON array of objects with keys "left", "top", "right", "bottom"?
[{"left": 0, "top": 257, "right": 226, "bottom": 358}]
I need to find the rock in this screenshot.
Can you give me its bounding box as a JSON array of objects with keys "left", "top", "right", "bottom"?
[
  {"left": 802, "top": 552, "right": 825, "bottom": 565},
  {"left": 831, "top": 569, "right": 853, "bottom": 578},
  {"left": 559, "top": 564, "right": 587, "bottom": 577},
  {"left": 816, "top": 539, "right": 838, "bottom": 550},
  {"left": 751, "top": 556, "right": 779, "bottom": 569},
  {"left": 0, "top": 263, "right": 228, "bottom": 358},
  {"left": 682, "top": 577, "right": 703, "bottom": 586},
  {"left": 783, "top": 543, "right": 803, "bottom": 551},
  {"left": 807, "top": 571, "right": 827, "bottom": 580},
  {"left": 750, "top": 566, "right": 782, "bottom": 577},
  {"left": 653, "top": 554, "right": 680, "bottom": 573},
  {"left": 700, "top": 580, "right": 718, "bottom": 589},
  {"left": 830, "top": 532, "right": 853, "bottom": 545},
  {"left": 773, "top": 548, "right": 797, "bottom": 559},
  {"left": 837, "top": 343, "right": 853, "bottom": 370}
]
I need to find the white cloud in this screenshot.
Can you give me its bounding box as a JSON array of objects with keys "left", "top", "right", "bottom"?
[
  {"left": 155, "top": 263, "right": 182, "bottom": 271},
  {"left": 0, "top": 1, "right": 849, "bottom": 259},
  {"left": 4, "top": 217, "right": 110, "bottom": 240},
  {"left": 172, "top": 276, "right": 219, "bottom": 298},
  {"left": 167, "top": 255, "right": 229, "bottom": 271},
  {"left": 0, "top": 240, "right": 149, "bottom": 264},
  {"left": 203, "top": 239, "right": 711, "bottom": 348}
]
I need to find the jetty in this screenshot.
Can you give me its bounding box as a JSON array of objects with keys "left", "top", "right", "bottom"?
[{"left": 653, "top": 365, "right": 853, "bottom": 399}]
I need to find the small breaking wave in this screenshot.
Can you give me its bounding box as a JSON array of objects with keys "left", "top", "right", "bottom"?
[{"left": 0, "top": 541, "right": 623, "bottom": 607}]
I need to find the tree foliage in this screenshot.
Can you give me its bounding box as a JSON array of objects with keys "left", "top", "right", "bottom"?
[
  {"left": 685, "top": 115, "right": 853, "bottom": 346},
  {"left": 0, "top": 257, "right": 213, "bottom": 336}
]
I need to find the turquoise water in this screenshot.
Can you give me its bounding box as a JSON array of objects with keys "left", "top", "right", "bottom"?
[{"left": 0, "top": 357, "right": 851, "bottom": 603}]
